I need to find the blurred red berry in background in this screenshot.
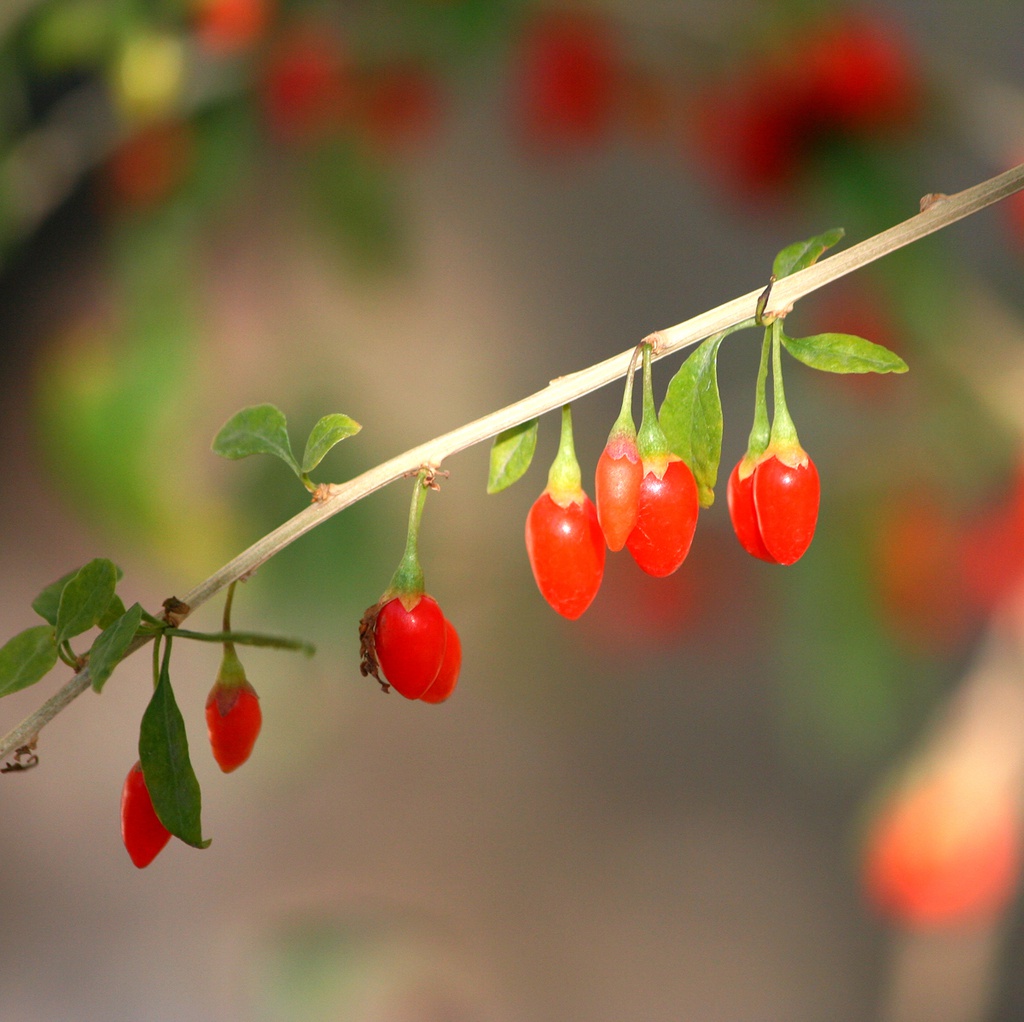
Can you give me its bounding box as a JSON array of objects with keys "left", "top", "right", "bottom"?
[{"left": 511, "top": 10, "right": 621, "bottom": 154}]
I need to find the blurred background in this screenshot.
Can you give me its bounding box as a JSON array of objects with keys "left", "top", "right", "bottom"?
[{"left": 1, "top": 0, "right": 1024, "bottom": 1019}]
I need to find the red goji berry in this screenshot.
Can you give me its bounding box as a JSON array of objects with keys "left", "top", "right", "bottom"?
[
  {"left": 420, "top": 617, "right": 462, "bottom": 704},
  {"left": 726, "top": 458, "right": 778, "bottom": 563},
  {"left": 595, "top": 348, "right": 643, "bottom": 551},
  {"left": 121, "top": 760, "right": 171, "bottom": 869},
  {"left": 374, "top": 593, "right": 448, "bottom": 698},
  {"left": 526, "top": 404, "right": 605, "bottom": 618},
  {"left": 206, "top": 677, "right": 262, "bottom": 773},
  {"left": 751, "top": 453, "right": 820, "bottom": 565},
  {"left": 624, "top": 343, "right": 699, "bottom": 577}
]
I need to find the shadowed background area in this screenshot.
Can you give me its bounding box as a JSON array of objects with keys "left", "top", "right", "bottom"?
[{"left": 2, "top": 1, "right": 1024, "bottom": 1020}]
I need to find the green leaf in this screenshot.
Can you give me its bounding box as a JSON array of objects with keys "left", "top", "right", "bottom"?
[
  {"left": 89, "top": 603, "right": 144, "bottom": 693},
  {"left": 33, "top": 563, "right": 123, "bottom": 626},
  {"left": 659, "top": 334, "right": 726, "bottom": 508},
  {"left": 211, "top": 404, "right": 300, "bottom": 476},
  {"left": 55, "top": 558, "right": 119, "bottom": 646},
  {"left": 97, "top": 593, "right": 127, "bottom": 631},
  {"left": 781, "top": 331, "right": 909, "bottom": 374},
  {"left": 139, "top": 648, "right": 210, "bottom": 849},
  {"left": 487, "top": 419, "right": 539, "bottom": 494},
  {"left": 0, "top": 626, "right": 58, "bottom": 697},
  {"left": 301, "top": 413, "right": 362, "bottom": 475},
  {"left": 772, "top": 228, "right": 845, "bottom": 279}
]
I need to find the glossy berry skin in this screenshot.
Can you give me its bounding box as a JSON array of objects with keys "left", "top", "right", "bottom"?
[
  {"left": 206, "top": 680, "right": 262, "bottom": 773},
  {"left": 752, "top": 455, "right": 820, "bottom": 565},
  {"left": 526, "top": 491, "right": 605, "bottom": 619},
  {"left": 374, "top": 594, "right": 447, "bottom": 699},
  {"left": 121, "top": 761, "right": 171, "bottom": 869},
  {"left": 726, "top": 460, "right": 777, "bottom": 563},
  {"left": 420, "top": 618, "right": 462, "bottom": 704},
  {"left": 863, "top": 779, "right": 1019, "bottom": 929},
  {"left": 626, "top": 458, "right": 699, "bottom": 577},
  {"left": 595, "top": 442, "right": 643, "bottom": 551}
]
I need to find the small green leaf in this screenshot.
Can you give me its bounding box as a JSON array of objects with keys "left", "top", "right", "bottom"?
[
  {"left": 659, "top": 334, "right": 726, "bottom": 508},
  {"left": 97, "top": 593, "right": 127, "bottom": 631},
  {"left": 0, "top": 626, "right": 58, "bottom": 697},
  {"left": 781, "top": 331, "right": 909, "bottom": 374},
  {"left": 55, "top": 559, "right": 119, "bottom": 646},
  {"left": 33, "top": 563, "right": 123, "bottom": 626},
  {"left": 301, "top": 413, "right": 362, "bottom": 475},
  {"left": 773, "top": 228, "right": 845, "bottom": 279},
  {"left": 212, "top": 404, "right": 300, "bottom": 476},
  {"left": 487, "top": 419, "right": 539, "bottom": 494},
  {"left": 89, "top": 603, "right": 144, "bottom": 693},
  {"left": 139, "top": 648, "right": 210, "bottom": 849}
]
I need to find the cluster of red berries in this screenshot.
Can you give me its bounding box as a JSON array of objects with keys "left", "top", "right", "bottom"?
[
  {"left": 525, "top": 344, "right": 700, "bottom": 620},
  {"left": 692, "top": 13, "right": 919, "bottom": 195},
  {"left": 121, "top": 631, "right": 262, "bottom": 868}
]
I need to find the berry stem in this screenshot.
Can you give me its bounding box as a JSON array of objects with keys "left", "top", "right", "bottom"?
[
  {"left": 546, "top": 404, "right": 583, "bottom": 499},
  {"left": 635, "top": 343, "right": 671, "bottom": 462},
  {"left": 387, "top": 471, "right": 431, "bottom": 598},
  {"left": 768, "top": 318, "right": 800, "bottom": 449},
  {"left": 221, "top": 581, "right": 238, "bottom": 659},
  {"left": 743, "top": 327, "right": 773, "bottom": 465},
  {"left": 607, "top": 344, "right": 642, "bottom": 442}
]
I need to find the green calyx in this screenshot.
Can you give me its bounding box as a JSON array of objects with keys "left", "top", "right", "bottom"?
[
  {"left": 217, "top": 643, "right": 247, "bottom": 689},
  {"left": 545, "top": 404, "right": 584, "bottom": 506},
  {"left": 635, "top": 343, "right": 671, "bottom": 468},
  {"left": 385, "top": 471, "right": 431, "bottom": 606}
]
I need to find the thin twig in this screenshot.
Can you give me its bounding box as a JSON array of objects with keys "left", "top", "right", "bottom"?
[{"left": 2, "top": 163, "right": 1023, "bottom": 763}]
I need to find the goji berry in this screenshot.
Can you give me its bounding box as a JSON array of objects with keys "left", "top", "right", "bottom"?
[
  {"left": 374, "top": 592, "right": 448, "bottom": 699},
  {"left": 206, "top": 672, "right": 262, "bottom": 773},
  {"left": 526, "top": 404, "right": 605, "bottom": 618},
  {"left": 595, "top": 346, "right": 642, "bottom": 551},
  {"left": 726, "top": 458, "right": 778, "bottom": 563},
  {"left": 121, "top": 760, "right": 171, "bottom": 868},
  {"left": 195, "top": 0, "right": 273, "bottom": 55},
  {"left": 362, "top": 471, "right": 457, "bottom": 699},
  {"left": 420, "top": 618, "right": 462, "bottom": 704},
  {"left": 751, "top": 453, "right": 820, "bottom": 565},
  {"left": 624, "top": 344, "right": 699, "bottom": 577}
]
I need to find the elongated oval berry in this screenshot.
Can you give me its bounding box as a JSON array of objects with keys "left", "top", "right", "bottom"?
[
  {"left": 206, "top": 680, "right": 262, "bottom": 773},
  {"left": 626, "top": 457, "right": 699, "bottom": 577},
  {"left": 374, "top": 593, "right": 447, "bottom": 699},
  {"left": 420, "top": 618, "right": 462, "bottom": 704},
  {"left": 121, "top": 760, "right": 171, "bottom": 869},
  {"left": 752, "top": 454, "right": 820, "bottom": 565},
  {"left": 726, "top": 459, "right": 778, "bottom": 562},
  {"left": 595, "top": 442, "right": 643, "bottom": 551},
  {"left": 526, "top": 491, "right": 606, "bottom": 619}
]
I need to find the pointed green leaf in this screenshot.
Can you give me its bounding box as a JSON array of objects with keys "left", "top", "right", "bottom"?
[
  {"left": 0, "top": 626, "right": 58, "bottom": 697},
  {"left": 139, "top": 650, "right": 210, "bottom": 849},
  {"left": 301, "top": 413, "right": 362, "bottom": 475},
  {"left": 33, "top": 563, "right": 123, "bottom": 626},
  {"left": 212, "top": 403, "right": 300, "bottom": 476},
  {"left": 55, "top": 558, "right": 119, "bottom": 646},
  {"left": 781, "top": 331, "right": 909, "bottom": 374},
  {"left": 89, "top": 603, "right": 144, "bottom": 693},
  {"left": 773, "top": 228, "right": 845, "bottom": 279},
  {"left": 659, "top": 334, "right": 726, "bottom": 508},
  {"left": 487, "top": 419, "right": 539, "bottom": 494}
]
